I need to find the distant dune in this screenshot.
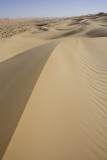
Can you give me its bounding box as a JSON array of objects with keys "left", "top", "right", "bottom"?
[{"left": 0, "top": 13, "right": 107, "bottom": 160}]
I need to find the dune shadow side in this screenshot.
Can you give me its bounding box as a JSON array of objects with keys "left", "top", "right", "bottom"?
[
  {"left": 50, "top": 27, "right": 84, "bottom": 39},
  {"left": 0, "top": 41, "right": 58, "bottom": 160}
]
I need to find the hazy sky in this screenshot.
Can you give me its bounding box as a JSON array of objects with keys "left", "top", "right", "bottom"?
[{"left": 0, "top": 0, "right": 107, "bottom": 18}]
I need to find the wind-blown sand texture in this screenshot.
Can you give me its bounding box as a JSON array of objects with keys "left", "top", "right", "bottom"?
[{"left": 0, "top": 13, "right": 107, "bottom": 160}]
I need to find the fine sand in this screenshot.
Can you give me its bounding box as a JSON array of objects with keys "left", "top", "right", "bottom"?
[{"left": 0, "top": 13, "right": 107, "bottom": 160}]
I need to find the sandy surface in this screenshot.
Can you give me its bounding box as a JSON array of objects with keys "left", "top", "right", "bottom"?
[{"left": 0, "top": 13, "right": 107, "bottom": 160}]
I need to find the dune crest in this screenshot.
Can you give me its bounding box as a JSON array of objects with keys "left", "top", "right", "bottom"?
[{"left": 2, "top": 38, "right": 107, "bottom": 160}]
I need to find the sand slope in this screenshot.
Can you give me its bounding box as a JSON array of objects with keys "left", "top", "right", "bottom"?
[
  {"left": 0, "top": 13, "right": 107, "bottom": 160},
  {"left": 0, "top": 40, "right": 61, "bottom": 159}
]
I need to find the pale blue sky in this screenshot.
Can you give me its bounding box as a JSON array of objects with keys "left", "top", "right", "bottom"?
[{"left": 0, "top": 0, "right": 107, "bottom": 18}]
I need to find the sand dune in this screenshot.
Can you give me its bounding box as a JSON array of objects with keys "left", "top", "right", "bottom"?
[
  {"left": 0, "top": 40, "right": 61, "bottom": 160},
  {"left": 0, "top": 13, "right": 107, "bottom": 160},
  {"left": 1, "top": 12, "right": 107, "bottom": 40},
  {"left": 86, "top": 27, "right": 107, "bottom": 37}
]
